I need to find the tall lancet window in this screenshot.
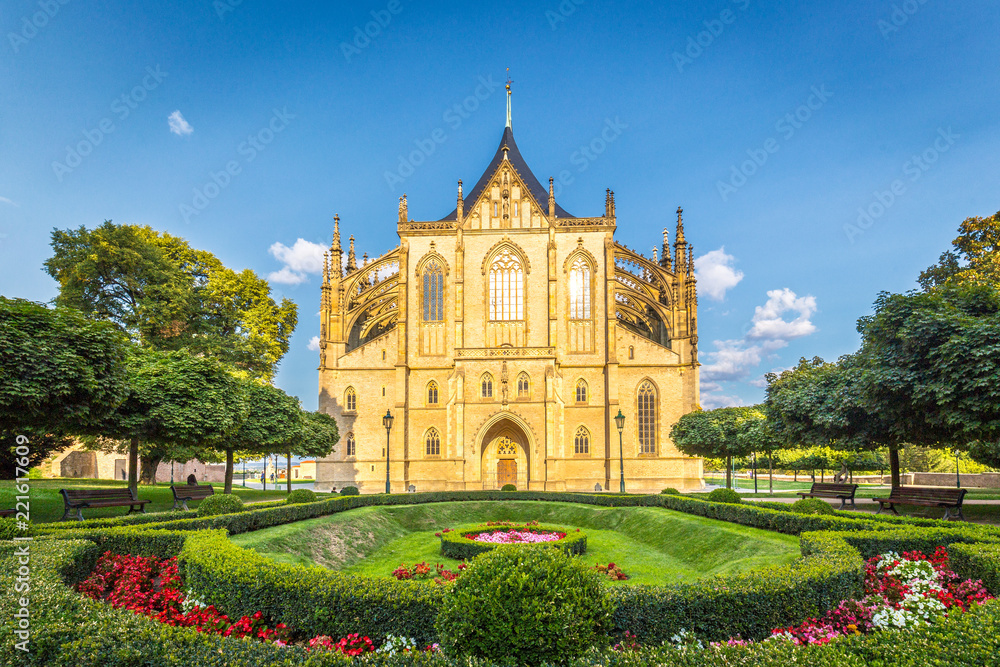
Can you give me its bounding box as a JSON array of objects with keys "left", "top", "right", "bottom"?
[
  {"left": 489, "top": 249, "right": 524, "bottom": 321},
  {"left": 637, "top": 381, "right": 657, "bottom": 455},
  {"left": 569, "top": 257, "right": 591, "bottom": 320},
  {"left": 423, "top": 261, "right": 444, "bottom": 322}
]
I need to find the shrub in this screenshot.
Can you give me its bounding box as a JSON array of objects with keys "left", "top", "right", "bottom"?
[
  {"left": 707, "top": 488, "right": 742, "bottom": 504},
  {"left": 196, "top": 493, "right": 245, "bottom": 517},
  {"left": 500, "top": 484, "right": 517, "bottom": 492},
  {"left": 790, "top": 498, "right": 836, "bottom": 516},
  {"left": 340, "top": 486, "right": 359, "bottom": 496},
  {"left": 440, "top": 524, "right": 587, "bottom": 560},
  {"left": 436, "top": 545, "right": 612, "bottom": 665},
  {"left": 0, "top": 517, "right": 31, "bottom": 541},
  {"left": 660, "top": 488, "right": 680, "bottom": 495},
  {"left": 285, "top": 489, "right": 317, "bottom": 505}
]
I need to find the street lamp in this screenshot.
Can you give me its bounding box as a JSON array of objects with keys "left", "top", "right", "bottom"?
[
  {"left": 383, "top": 409, "right": 394, "bottom": 494},
  {"left": 956, "top": 449, "right": 961, "bottom": 489},
  {"left": 614, "top": 409, "right": 626, "bottom": 494}
]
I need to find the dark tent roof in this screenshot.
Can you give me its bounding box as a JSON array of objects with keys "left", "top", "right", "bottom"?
[{"left": 440, "top": 126, "right": 573, "bottom": 221}]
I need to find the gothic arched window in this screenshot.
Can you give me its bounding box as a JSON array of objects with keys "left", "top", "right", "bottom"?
[
  {"left": 423, "top": 261, "right": 444, "bottom": 322},
  {"left": 345, "top": 433, "right": 356, "bottom": 457},
  {"left": 425, "top": 428, "right": 441, "bottom": 456},
  {"left": 427, "top": 381, "right": 439, "bottom": 405},
  {"left": 569, "top": 256, "right": 592, "bottom": 320},
  {"left": 489, "top": 249, "right": 524, "bottom": 321},
  {"left": 481, "top": 373, "right": 494, "bottom": 399},
  {"left": 574, "top": 426, "right": 590, "bottom": 455},
  {"left": 637, "top": 381, "right": 657, "bottom": 455},
  {"left": 517, "top": 372, "right": 530, "bottom": 398},
  {"left": 575, "top": 379, "right": 588, "bottom": 404},
  {"left": 345, "top": 387, "right": 357, "bottom": 412}
]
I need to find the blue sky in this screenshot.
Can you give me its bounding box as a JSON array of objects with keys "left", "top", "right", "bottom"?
[{"left": 1, "top": 0, "right": 998, "bottom": 410}]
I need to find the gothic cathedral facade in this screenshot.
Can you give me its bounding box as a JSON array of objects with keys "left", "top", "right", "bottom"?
[{"left": 316, "top": 104, "right": 703, "bottom": 493}]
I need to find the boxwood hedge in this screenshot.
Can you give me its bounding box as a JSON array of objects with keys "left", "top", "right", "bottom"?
[{"left": 439, "top": 524, "right": 587, "bottom": 560}]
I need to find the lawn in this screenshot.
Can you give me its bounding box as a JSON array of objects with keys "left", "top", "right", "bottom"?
[
  {"left": 230, "top": 501, "right": 801, "bottom": 585},
  {"left": 0, "top": 478, "right": 301, "bottom": 523}
]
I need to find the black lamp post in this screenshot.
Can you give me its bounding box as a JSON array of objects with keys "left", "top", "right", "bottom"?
[
  {"left": 614, "top": 409, "right": 626, "bottom": 494},
  {"left": 383, "top": 409, "right": 394, "bottom": 494},
  {"left": 956, "top": 449, "right": 961, "bottom": 489}
]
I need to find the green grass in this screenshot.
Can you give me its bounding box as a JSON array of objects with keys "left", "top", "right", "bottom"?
[
  {"left": 0, "top": 479, "right": 304, "bottom": 523},
  {"left": 230, "top": 501, "right": 801, "bottom": 585}
]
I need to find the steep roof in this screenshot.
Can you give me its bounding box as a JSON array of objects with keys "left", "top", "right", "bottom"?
[{"left": 440, "top": 126, "right": 573, "bottom": 220}]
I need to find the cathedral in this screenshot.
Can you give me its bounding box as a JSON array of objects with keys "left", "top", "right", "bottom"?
[{"left": 315, "top": 86, "right": 703, "bottom": 493}]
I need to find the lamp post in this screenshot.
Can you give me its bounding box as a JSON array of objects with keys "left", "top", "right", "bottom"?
[
  {"left": 614, "top": 409, "right": 626, "bottom": 494},
  {"left": 956, "top": 449, "right": 961, "bottom": 489},
  {"left": 383, "top": 409, "right": 394, "bottom": 494}
]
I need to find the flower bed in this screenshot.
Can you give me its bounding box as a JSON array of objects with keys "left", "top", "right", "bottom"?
[{"left": 439, "top": 522, "right": 587, "bottom": 559}]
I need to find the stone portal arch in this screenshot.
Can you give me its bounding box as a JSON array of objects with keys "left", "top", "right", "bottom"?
[{"left": 477, "top": 413, "right": 532, "bottom": 490}]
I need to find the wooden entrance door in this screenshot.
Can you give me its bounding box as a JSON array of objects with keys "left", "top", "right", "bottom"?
[{"left": 497, "top": 459, "right": 518, "bottom": 488}]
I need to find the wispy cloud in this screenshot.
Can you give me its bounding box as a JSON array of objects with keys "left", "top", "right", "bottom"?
[
  {"left": 695, "top": 247, "right": 744, "bottom": 300},
  {"left": 168, "top": 110, "right": 194, "bottom": 136},
  {"left": 0, "top": 196, "right": 17, "bottom": 206},
  {"left": 268, "top": 238, "right": 326, "bottom": 285},
  {"left": 307, "top": 336, "right": 321, "bottom": 351}
]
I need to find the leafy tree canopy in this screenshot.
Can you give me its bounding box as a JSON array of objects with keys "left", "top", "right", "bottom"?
[
  {"left": 670, "top": 406, "right": 764, "bottom": 460},
  {"left": 919, "top": 211, "right": 1000, "bottom": 289}
]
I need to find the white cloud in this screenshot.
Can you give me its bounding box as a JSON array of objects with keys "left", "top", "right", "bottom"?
[
  {"left": 701, "top": 393, "right": 745, "bottom": 410},
  {"left": 695, "top": 247, "right": 744, "bottom": 301},
  {"left": 307, "top": 336, "right": 321, "bottom": 351},
  {"left": 700, "top": 339, "right": 765, "bottom": 382},
  {"left": 0, "top": 196, "right": 16, "bottom": 206},
  {"left": 168, "top": 110, "right": 194, "bottom": 136},
  {"left": 267, "top": 239, "right": 326, "bottom": 285},
  {"left": 748, "top": 288, "right": 817, "bottom": 341}
]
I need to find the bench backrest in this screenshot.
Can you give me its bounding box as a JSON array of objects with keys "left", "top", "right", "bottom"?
[
  {"left": 172, "top": 484, "right": 214, "bottom": 499},
  {"left": 62, "top": 488, "right": 136, "bottom": 502},
  {"left": 810, "top": 482, "right": 858, "bottom": 493},
  {"left": 889, "top": 487, "right": 966, "bottom": 502}
]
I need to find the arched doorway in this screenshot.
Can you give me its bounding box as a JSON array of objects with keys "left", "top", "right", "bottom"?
[{"left": 479, "top": 416, "right": 530, "bottom": 490}]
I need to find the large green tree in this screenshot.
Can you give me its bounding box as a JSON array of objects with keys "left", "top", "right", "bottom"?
[
  {"left": 669, "top": 406, "right": 761, "bottom": 489},
  {"left": 0, "top": 298, "right": 129, "bottom": 475},
  {"left": 284, "top": 410, "right": 339, "bottom": 492},
  {"left": 221, "top": 380, "right": 301, "bottom": 494},
  {"left": 919, "top": 211, "right": 1000, "bottom": 289},
  {"left": 45, "top": 221, "right": 297, "bottom": 380}
]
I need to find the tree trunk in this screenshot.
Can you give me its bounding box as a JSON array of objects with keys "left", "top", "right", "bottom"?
[
  {"left": 127, "top": 437, "right": 139, "bottom": 496},
  {"left": 139, "top": 455, "right": 162, "bottom": 485},
  {"left": 286, "top": 450, "right": 292, "bottom": 494},
  {"left": 769, "top": 453, "right": 774, "bottom": 495},
  {"left": 821, "top": 469, "right": 824, "bottom": 483},
  {"left": 224, "top": 449, "right": 234, "bottom": 494},
  {"left": 793, "top": 469, "right": 797, "bottom": 482},
  {"left": 725, "top": 455, "right": 732, "bottom": 489},
  {"left": 889, "top": 446, "right": 901, "bottom": 489}
]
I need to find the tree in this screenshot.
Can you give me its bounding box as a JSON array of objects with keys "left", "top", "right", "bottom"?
[
  {"left": 45, "top": 221, "right": 298, "bottom": 380},
  {"left": 670, "top": 407, "right": 761, "bottom": 489},
  {"left": 221, "top": 380, "right": 300, "bottom": 494},
  {"left": 286, "top": 410, "right": 339, "bottom": 492},
  {"left": 105, "top": 348, "right": 248, "bottom": 494},
  {"left": 737, "top": 407, "right": 784, "bottom": 494},
  {"left": 0, "top": 298, "right": 129, "bottom": 476},
  {"left": 919, "top": 211, "right": 1000, "bottom": 289}
]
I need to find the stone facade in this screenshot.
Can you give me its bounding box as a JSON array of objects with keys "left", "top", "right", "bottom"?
[
  {"left": 43, "top": 444, "right": 226, "bottom": 483},
  {"left": 316, "top": 100, "right": 703, "bottom": 494}
]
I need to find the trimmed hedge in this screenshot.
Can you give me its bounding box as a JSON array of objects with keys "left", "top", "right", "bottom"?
[
  {"left": 947, "top": 542, "right": 1000, "bottom": 595},
  {"left": 706, "top": 488, "right": 741, "bottom": 504},
  {"left": 439, "top": 524, "right": 587, "bottom": 560},
  {"left": 197, "top": 493, "right": 245, "bottom": 517},
  {"left": 285, "top": 489, "right": 317, "bottom": 505}
]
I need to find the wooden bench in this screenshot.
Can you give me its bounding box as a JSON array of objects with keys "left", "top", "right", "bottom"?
[
  {"left": 170, "top": 484, "right": 214, "bottom": 511},
  {"left": 0, "top": 509, "right": 16, "bottom": 518},
  {"left": 796, "top": 482, "right": 859, "bottom": 510},
  {"left": 872, "top": 486, "right": 967, "bottom": 521},
  {"left": 59, "top": 488, "right": 149, "bottom": 521}
]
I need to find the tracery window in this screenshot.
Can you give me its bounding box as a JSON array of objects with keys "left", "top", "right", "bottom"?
[
  {"left": 517, "top": 373, "right": 530, "bottom": 398},
  {"left": 345, "top": 387, "right": 357, "bottom": 412},
  {"left": 575, "top": 379, "right": 588, "bottom": 403},
  {"left": 569, "top": 257, "right": 592, "bottom": 320},
  {"left": 425, "top": 428, "right": 441, "bottom": 456},
  {"left": 489, "top": 249, "right": 524, "bottom": 321},
  {"left": 481, "top": 373, "right": 494, "bottom": 399},
  {"left": 427, "top": 381, "right": 439, "bottom": 405},
  {"left": 574, "top": 426, "right": 590, "bottom": 455},
  {"left": 637, "top": 381, "right": 657, "bottom": 455},
  {"left": 345, "top": 433, "right": 356, "bottom": 457},
  {"left": 422, "top": 261, "right": 444, "bottom": 322}
]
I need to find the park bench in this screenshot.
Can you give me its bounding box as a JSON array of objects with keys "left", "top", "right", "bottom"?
[
  {"left": 170, "top": 483, "right": 214, "bottom": 511},
  {"left": 796, "top": 482, "right": 859, "bottom": 510},
  {"left": 59, "top": 488, "right": 149, "bottom": 521},
  {"left": 0, "top": 509, "right": 16, "bottom": 518},
  {"left": 872, "top": 486, "right": 967, "bottom": 521}
]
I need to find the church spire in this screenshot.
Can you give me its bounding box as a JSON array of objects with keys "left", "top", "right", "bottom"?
[
  {"left": 398, "top": 194, "right": 408, "bottom": 224},
  {"left": 347, "top": 235, "right": 356, "bottom": 273},
  {"left": 505, "top": 68, "right": 513, "bottom": 129},
  {"left": 330, "top": 214, "right": 343, "bottom": 279}
]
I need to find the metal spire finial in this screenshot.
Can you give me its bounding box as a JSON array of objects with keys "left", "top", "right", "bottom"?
[{"left": 505, "top": 68, "right": 513, "bottom": 129}]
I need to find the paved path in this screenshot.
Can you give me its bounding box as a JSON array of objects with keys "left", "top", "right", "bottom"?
[{"left": 742, "top": 496, "right": 1000, "bottom": 505}]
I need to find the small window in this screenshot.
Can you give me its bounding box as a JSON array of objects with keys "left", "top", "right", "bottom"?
[
  {"left": 345, "top": 387, "right": 357, "bottom": 412},
  {"left": 382, "top": 349, "right": 386, "bottom": 360},
  {"left": 574, "top": 427, "right": 590, "bottom": 455},
  {"left": 346, "top": 433, "right": 356, "bottom": 457},
  {"left": 427, "top": 381, "right": 439, "bottom": 405},
  {"left": 481, "top": 373, "right": 494, "bottom": 399},
  {"left": 425, "top": 428, "right": 441, "bottom": 456},
  {"left": 493, "top": 202, "right": 498, "bottom": 217},
  {"left": 516, "top": 373, "right": 530, "bottom": 399},
  {"left": 382, "top": 387, "right": 386, "bottom": 396},
  {"left": 514, "top": 201, "right": 519, "bottom": 217},
  {"left": 575, "top": 379, "right": 588, "bottom": 404},
  {"left": 628, "top": 346, "right": 634, "bottom": 360}
]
